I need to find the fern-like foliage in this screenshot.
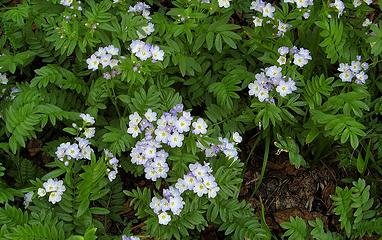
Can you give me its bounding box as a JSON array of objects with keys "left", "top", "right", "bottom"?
[
  {"left": 332, "top": 179, "right": 381, "bottom": 238},
  {"left": 31, "top": 65, "right": 88, "bottom": 95},
  {"left": 316, "top": 18, "right": 347, "bottom": 63},
  {"left": 281, "top": 216, "right": 308, "bottom": 240},
  {"left": 310, "top": 110, "right": 366, "bottom": 149},
  {"left": 309, "top": 218, "right": 341, "bottom": 240},
  {"left": 208, "top": 68, "right": 244, "bottom": 110},
  {"left": 76, "top": 158, "right": 109, "bottom": 218},
  {"left": 303, "top": 74, "right": 334, "bottom": 108},
  {"left": 0, "top": 204, "right": 29, "bottom": 227},
  {"left": 101, "top": 126, "right": 133, "bottom": 156},
  {"left": 124, "top": 187, "right": 152, "bottom": 219},
  {"left": 4, "top": 86, "right": 78, "bottom": 153}
]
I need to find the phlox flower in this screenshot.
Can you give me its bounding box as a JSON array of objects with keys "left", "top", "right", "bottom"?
[
  {"left": 158, "top": 212, "right": 171, "bottom": 225},
  {"left": 168, "top": 131, "right": 184, "bottom": 148},
  {"left": 80, "top": 113, "right": 95, "bottom": 125},
  {"left": 218, "top": 0, "right": 231, "bottom": 8},
  {"left": 86, "top": 55, "right": 100, "bottom": 71},
  {"left": 192, "top": 118, "right": 208, "bottom": 134},
  {"left": 0, "top": 73, "right": 8, "bottom": 85}
]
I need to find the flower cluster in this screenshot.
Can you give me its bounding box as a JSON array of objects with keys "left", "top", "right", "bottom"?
[
  {"left": 353, "top": 0, "right": 372, "bottom": 8},
  {"left": 37, "top": 178, "right": 66, "bottom": 204},
  {"left": 150, "top": 187, "right": 184, "bottom": 225},
  {"left": 128, "top": 2, "right": 151, "bottom": 20},
  {"left": 175, "top": 162, "right": 219, "bottom": 198},
  {"left": 248, "top": 66, "right": 298, "bottom": 102},
  {"left": 251, "top": 1, "right": 276, "bottom": 19},
  {"left": 284, "top": 0, "right": 313, "bottom": 8},
  {"left": 330, "top": 0, "right": 345, "bottom": 17},
  {"left": 122, "top": 236, "right": 140, "bottom": 240},
  {"left": 23, "top": 192, "right": 33, "bottom": 208},
  {"left": 55, "top": 113, "right": 95, "bottom": 165},
  {"left": 130, "top": 40, "right": 164, "bottom": 62},
  {"left": 275, "top": 20, "right": 291, "bottom": 37},
  {"left": 218, "top": 0, "right": 232, "bottom": 8},
  {"left": 104, "top": 150, "right": 120, "bottom": 182},
  {"left": 86, "top": 45, "right": 120, "bottom": 71},
  {"left": 338, "top": 56, "right": 369, "bottom": 84},
  {"left": 103, "top": 69, "right": 121, "bottom": 80},
  {"left": 127, "top": 105, "right": 209, "bottom": 181},
  {"left": 250, "top": 1, "right": 291, "bottom": 37},
  {"left": 196, "top": 136, "right": 240, "bottom": 160},
  {"left": 0, "top": 73, "right": 8, "bottom": 85},
  {"left": 128, "top": 2, "right": 156, "bottom": 39},
  {"left": 60, "top": 0, "right": 82, "bottom": 10},
  {"left": 150, "top": 162, "right": 219, "bottom": 225},
  {"left": 277, "top": 46, "right": 312, "bottom": 67}
]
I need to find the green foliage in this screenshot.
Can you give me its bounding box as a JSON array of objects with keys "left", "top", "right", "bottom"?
[
  {"left": 281, "top": 216, "right": 308, "bottom": 240},
  {"left": 1, "top": 0, "right": 382, "bottom": 239},
  {"left": 332, "top": 179, "right": 382, "bottom": 238}
]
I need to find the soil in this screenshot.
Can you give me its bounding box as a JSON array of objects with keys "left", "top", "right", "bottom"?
[{"left": 241, "top": 149, "right": 340, "bottom": 235}]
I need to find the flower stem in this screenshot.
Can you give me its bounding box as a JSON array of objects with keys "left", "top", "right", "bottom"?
[{"left": 252, "top": 130, "right": 271, "bottom": 196}]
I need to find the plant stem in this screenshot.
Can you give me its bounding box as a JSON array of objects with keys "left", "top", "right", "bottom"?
[{"left": 252, "top": 130, "right": 271, "bottom": 196}]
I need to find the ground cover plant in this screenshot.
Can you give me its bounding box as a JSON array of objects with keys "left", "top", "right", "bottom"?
[{"left": 0, "top": 0, "right": 382, "bottom": 239}]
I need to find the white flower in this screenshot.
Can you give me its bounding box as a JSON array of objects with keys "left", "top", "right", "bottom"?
[
  {"left": 330, "top": 0, "right": 345, "bottom": 17},
  {"left": 65, "top": 143, "right": 80, "bottom": 159},
  {"left": 130, "top": 40, "right": 146, "bottom": 54},
  {"left": 362, "top": 19, "right": 372, "bottom": 27},
  {"left": 184, "top": 175, "right": 197, "bottom": 190},
  {"left": 37, "top": 188, "right": 46, "bottom": 197},
  {"left": 105, "top": 45, "right": 119, "bottom": 55},
  {"left": 276, "top": 80, "right": 293, "bottom": 97},
  {"left": 43, "top": 179, "right": 58, "bottom": 192},
  {"left": 23, "top": 192, "right": 34, "bottom": 208},
  {"left": 60, "top": 0, "right": 73, "bottom": 6},
  {"left": 142, "top": 22, "right": 155, "bottom": 36},
  {"left": 293, "top": 54, "right": 309, "bottom": 67},
  {"left": 248, "top": 82, "right": 261, "bottom": 96},
  {"left": 355, "top": 71, "right": 368, "bottom": 84},
  {"left": 55, "top": 142, "right": 70, "bottom": 161},
  {"left": 86, "top": 55, "right": 100, "bottom": 71},
  {"left": 353, "top": 0, "right": 362, "bottom": 7},
  {"left": 151, "top": 45, "right": 164, "bottom": 61},
  {"left": 192, "top": 118, "right": 208, "bottom": 135},
  {"left": 257, "top": 88, "right": 269, "bottom": 102},
  {"left": 48, "top": 191, "right": 62, "bottom": 204},
  {"left": 0, "top": 73, "right": 8, "bottom": 85},
  {"left": 232, "top": 132, "right": 242, "bottom": 143},
  {"left": 80, "top": 113, "right": 95, "bottom": 125},
  {"left": 158, "top": 212, "right": 171, "bottom": 225},
  {"left": 277, "top": 56, "right": 287, "bottom": 65},
  {"left": 207, "top": 186, "right": 220, "bottom": 198},
  {"left": 262, "top": 3, "right": 275, "bottom": 18},
  {"left": 95, "top": 47, "right": 107, "bottom": 57},
  {"left": 253, "top": 17, "right": 263, "bottom": 27},
  {"left": 265, "top": 66, "right": 282, "bottom": 79},
  {"left": 108, "top": 170, "right": 117, "bottom": 182},
  {"left": 150, "top": 197, "right": 162, "bottom": 214},
  {"left": 193, "top": 182, "right": 208, "bottom": 197},
  {"left": 278, "top": 47, "right": 289, "bottom": 56},
  {"left": 175, "top": 117, "right": 191, "bottom": 133},
  {"left": 100, "top": 54, "right": 112, "bottom": 68},
  {"left": 144, "top": 108, "right": 157, "bottom": 122},
  {"left": 155, "top": 128, "right": 169, "bottom": 143},
  {"left": 129, "top": 112, "right": 142, "bottom": 126},
  {"left": 339, "top": 70, "right": 354, "bottom": 82},
  {"left": 127, "top": 125, "right": 141, "bottom": 138},
  {"left": 168, "top": 131, "right": 184, "bottom": 148},
  {"left": 83, "top": 127, "right": 95, "bottom": 139},
  {"left": 218, "top": 0, "right": 231, "bottom": 8}
]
